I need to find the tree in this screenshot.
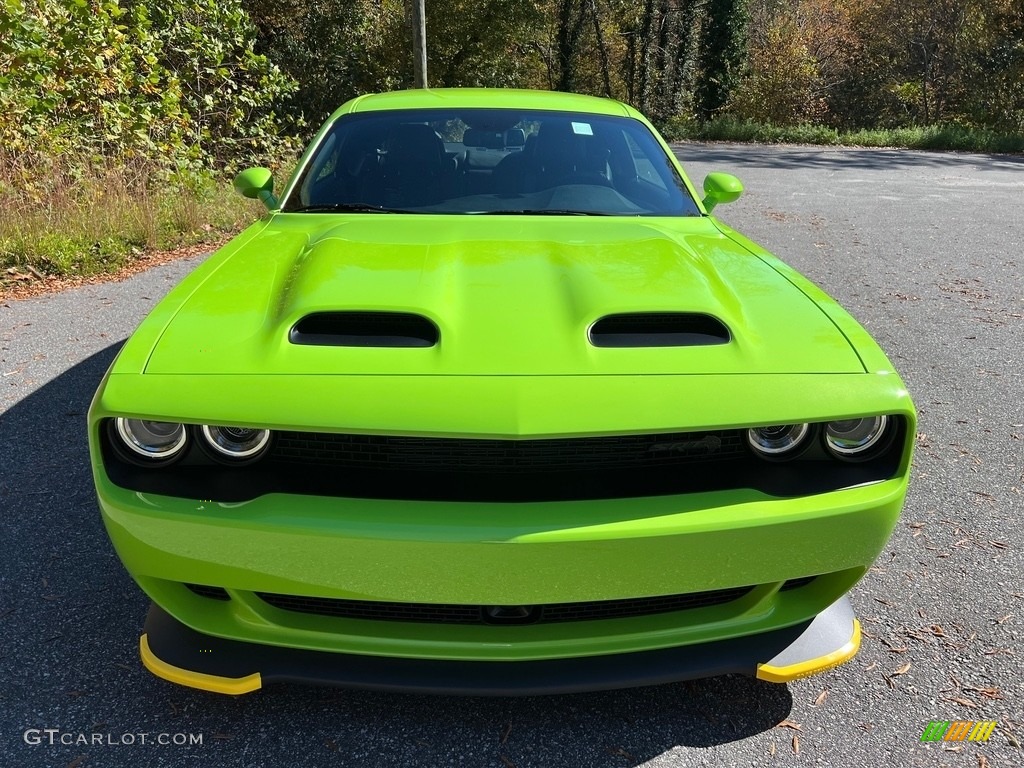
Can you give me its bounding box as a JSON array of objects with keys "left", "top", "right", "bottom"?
[
  {"left": 731, "top": 0, "right": 858, "bottom": 126},
  {"left": 959, "top": 0, "right": 1024, "bottom": 132},
  {"left": 554, "top": 0, "right": 589, "bottom": 92},
  {"left": 243, "top": 0, "right": 407, "bottom": 129},
  {"left": 695, "top": 0, "right": 748, "bottom": 121},
  {"left": 610, "top": 0, "right": 701, "bottom": 120},
  {"left": 426, "top": 0, "right": 545, "bottom": 89}
]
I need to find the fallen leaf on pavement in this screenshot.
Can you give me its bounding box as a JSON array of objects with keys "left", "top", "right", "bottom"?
[{"left": 942, "top": 697, "right": 979, "bottom": 708}]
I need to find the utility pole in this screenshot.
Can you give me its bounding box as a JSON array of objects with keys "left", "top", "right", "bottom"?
[{"left": 411, "top": 0, "right": 428, "bottom": 88}]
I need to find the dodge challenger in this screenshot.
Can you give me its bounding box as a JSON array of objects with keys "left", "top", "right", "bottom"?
[{"left": 88, "top": 88, "right": 915, "bottom": 695}]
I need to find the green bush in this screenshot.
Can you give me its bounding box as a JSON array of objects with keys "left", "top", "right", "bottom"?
[
  {"left": 0, "top": 0, "right": 183, "bottom": 159},
  {"left": 140, "top": 0, "right": 302, "bottom": 169},
  {"left": 657, "top": 116, "right": 1024, "bottom": 152},
  {"left": 0, "top": 0, "right": 298, "bottom": 172}
]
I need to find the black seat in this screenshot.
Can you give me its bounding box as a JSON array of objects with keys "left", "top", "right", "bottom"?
[
  {"left": 525, "top": 121, "right": 611, "bottom": 191},
  {"left": 493, "top": 133, "right": 536, "bottom": 194},
  {"left": 365, "top": 123, "right": 454, "bottom": 207}
]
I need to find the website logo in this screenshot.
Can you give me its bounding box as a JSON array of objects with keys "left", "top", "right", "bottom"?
[{"left": 920, "top": 721, "right": 997, "bottom": 742}]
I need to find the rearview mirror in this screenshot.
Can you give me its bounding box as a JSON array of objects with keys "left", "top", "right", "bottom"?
[
  {"left": 701, "top": 172, "right": 743, "bottom": 213},
  {"left": 233, "top": 167, "right": 278, "bottom": 210}
]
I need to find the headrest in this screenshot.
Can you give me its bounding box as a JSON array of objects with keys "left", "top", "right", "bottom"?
[
  {"left": 385, "top": 123, "right": 444, "bottom": 162},
  {"left": 463, "top": 128, "right": 504, "bottom": 149}
]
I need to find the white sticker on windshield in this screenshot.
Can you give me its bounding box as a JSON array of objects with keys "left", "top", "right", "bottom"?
[{"left": 571, "top": 122, "right": 594, "bottom": 136}]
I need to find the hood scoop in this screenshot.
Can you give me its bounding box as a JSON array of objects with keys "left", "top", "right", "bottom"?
[
  {"left": 290, "top": 312, "right": 439, "bottom": 348},
  {"left": 589, "top": 313, "right": 730, "bottom": 348}
]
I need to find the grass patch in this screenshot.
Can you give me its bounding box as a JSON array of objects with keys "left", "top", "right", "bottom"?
[
  {"left": 659, "top": 117, "right": 1024, "bottom": 153},
  {"left": 0, "top": 155, "right": 262, "bottom": 279}
]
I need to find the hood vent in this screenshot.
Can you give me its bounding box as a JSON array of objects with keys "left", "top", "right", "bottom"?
[
  {"left": 589, "top": 313, "right": 730, "bottom": 348},
  {"left": 290, "top": 312, "right": 439, "bottom": 348}
]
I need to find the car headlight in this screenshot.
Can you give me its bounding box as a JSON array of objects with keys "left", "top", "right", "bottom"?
[
  {"left": 824, "top": 416, "right": 890, "bottom": 459},
  {"left": 746, "top": 423, "right": 810, "bottom": 459},
  {"left": 200, "top": 425, "right": 272, "bottom": 461},
  {"left": 115, "top": 418, "right": 187, "bottom": 461}
]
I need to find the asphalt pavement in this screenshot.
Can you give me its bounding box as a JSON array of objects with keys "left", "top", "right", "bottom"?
[{"left": 1, "top": 143, "right": 1022, "bottom": 767}]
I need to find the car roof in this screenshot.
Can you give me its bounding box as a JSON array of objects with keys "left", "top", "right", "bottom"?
[{"left": 334, "top": 88, "right": 638, "bottom": 120}]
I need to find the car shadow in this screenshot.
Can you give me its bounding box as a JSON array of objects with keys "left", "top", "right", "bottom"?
[
  {"left": 1, "top": 343, "right": 793, "bottom": 765},
  {"left": 0, "top": 343, "right": 146, "bottom": 641}
]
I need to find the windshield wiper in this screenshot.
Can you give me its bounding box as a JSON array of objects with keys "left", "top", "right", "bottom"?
[
  {"left": 475, "top": 209, "right": 610, "bottom": 216},
  {"left": 286, "top": 203, "right": 417, "bottom": 214}
]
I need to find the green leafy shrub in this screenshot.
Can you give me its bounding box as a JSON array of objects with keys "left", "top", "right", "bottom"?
[
  {"left": 0, "top": 0, "right": 184, "bottom": 159},
  {"left": 139, "top": 0, "right": 303, "bottom": 168},
  {"left": 0, "top": 0, "right": 299, "bottom": 172}
]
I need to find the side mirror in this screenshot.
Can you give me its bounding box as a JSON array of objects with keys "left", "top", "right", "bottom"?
[
  {"left": 701, "top": 172, "right": 743, "bottom": 213},
  {"left": 233, "top": 167, "right": 278, "bottom": 210}
]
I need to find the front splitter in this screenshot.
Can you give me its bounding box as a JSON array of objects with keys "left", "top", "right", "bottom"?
[{"left": 139, "top": 598, "right": 861, "bottom": 696}]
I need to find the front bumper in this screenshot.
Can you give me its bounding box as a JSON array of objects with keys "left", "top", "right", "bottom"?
[
  {"left": 140, "top": 598, "right": 862, "bottom": 695},
  {"left": 97, "top": 474, "right": 905, "bottom": 664}
]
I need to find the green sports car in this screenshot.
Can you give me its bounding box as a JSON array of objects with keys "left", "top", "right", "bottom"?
[{"left": 89, "top": 88, "right": 914, "bottom": 695}]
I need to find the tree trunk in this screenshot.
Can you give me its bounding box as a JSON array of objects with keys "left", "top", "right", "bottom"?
[
  {"left": 590, "top": 0, "right": 613, "bottom": 97},
  {"left": 637, "top": 0, "right": 657, "bottom": 113},
  {"left": 556, "top": 1, "right": 588, "bottom": 92},
  {"left": 411, "top": 0, "right": 427, "bottom": 88}
]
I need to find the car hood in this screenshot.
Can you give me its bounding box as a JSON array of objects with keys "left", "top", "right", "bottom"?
[{"left": 144, "top": 216, "right": 864, "bottom": 376}]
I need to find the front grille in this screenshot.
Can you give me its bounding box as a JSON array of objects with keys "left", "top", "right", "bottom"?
[
  {"left": 256, "top": 586, "right": 754, "bottom": 625},
  {"left": 272, "top": 430, "right": 745, "bottom": 473},
  {"left": 101, "top": 417, "right": 906, "bottom": 503}
]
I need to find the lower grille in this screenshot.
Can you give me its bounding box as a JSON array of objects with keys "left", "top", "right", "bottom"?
[
  {"left": 185, "top": 583, "right": 231, "bottom": 601},
  {"left": 256, "top": 586, "right": 755, "bottom": 625},
  {"left": 779, "top": 576, "right": 817, "bottom": 591}
]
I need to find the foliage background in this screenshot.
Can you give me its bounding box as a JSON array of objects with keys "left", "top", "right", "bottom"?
[
  {"left": 1, "top": 0, "right": 1021, "bottom": 281},
  {"left": 4, "top": 0, "right": 1022, "bottom": 173}
]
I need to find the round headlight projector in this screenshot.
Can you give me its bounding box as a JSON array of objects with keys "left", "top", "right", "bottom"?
[
  {"left": 746, "top": 423, "right": 810, "bottom": 459},
  {"left": 200, "top": 425, "right": 271, "bottom": 461},
  {"left": 824, "top": 415, "right": 890, "bottom": 459},
  {"left": 115, "top": 418, "right": 187, "bottom": 461}
]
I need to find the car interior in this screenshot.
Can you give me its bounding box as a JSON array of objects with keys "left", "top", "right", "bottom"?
[{"left": 290, "top": 110, "right": 699, "bottom": 216}]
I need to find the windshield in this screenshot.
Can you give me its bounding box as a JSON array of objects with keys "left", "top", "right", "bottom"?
[{"left": 283, "top": 109, "right": 700, "bottom": 216}]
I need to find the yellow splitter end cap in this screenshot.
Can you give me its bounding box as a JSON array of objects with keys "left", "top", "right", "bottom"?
[
  {"left": 756, "top": 597, "right": 862, "bottom": 683},
  {"left": 140, "top": 634, "right": 262, "bottom": 695}
]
